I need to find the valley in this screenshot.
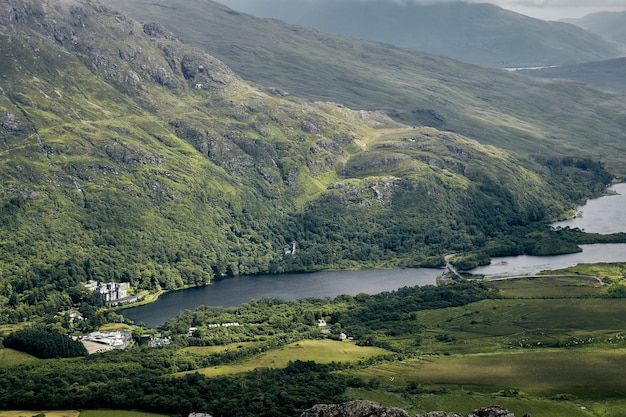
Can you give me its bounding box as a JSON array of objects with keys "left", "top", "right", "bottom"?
[{"left": 1, "top": 0, "right": 626, "bottom": 416}]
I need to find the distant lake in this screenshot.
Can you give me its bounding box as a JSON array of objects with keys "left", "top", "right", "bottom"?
[
  {"left": 120, "top": 268, "right": 441, "bottom": 327},
  {"left": 470, "top": 183, "right": 626, "bottom": 276},
  {"left": 551, "top": 183, "right": 626, "bottom": 234},
  {"left": 468, "top": 244, "right": 626, "bottom": 276}
]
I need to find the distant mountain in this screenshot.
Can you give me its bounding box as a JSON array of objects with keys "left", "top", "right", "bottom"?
[
  {"left": 519, "top": 58, "right": 626, "bottom": 94},
  {"left": 4, "top": 0, "right": 615, "bottom": 322},
  {"left": 102, "top": 0, "right": 626, "bottom": 176},
  {"left": 563, "top": 11, "right": 626, "bottom": 45},
  {"left": 217, "top": 0, "right": 626, "bottom": 68}
]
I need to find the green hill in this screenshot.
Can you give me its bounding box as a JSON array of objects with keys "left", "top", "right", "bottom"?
[
  {"left": 0, "top": 0, "right": 617, "bottom": 322},
  {"left": 101, "top": 0, "right": 626, "bottom": 176}
]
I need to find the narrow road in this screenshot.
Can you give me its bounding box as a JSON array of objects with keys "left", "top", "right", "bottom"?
[{"left": 439, "top": 254, "right": 464, "bottom": 283}]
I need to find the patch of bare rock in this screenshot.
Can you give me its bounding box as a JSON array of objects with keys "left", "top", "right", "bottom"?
[{"left": 300, "top": 401, "right": 525, "bottom": 417}]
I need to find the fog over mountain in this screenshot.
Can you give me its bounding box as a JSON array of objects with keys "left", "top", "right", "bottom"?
[
  {"left": 212, "top": 0, "right": 626, "bottom": 68},
  {"left": 219, "top": 0, "right": 626, "bottom": 20},
  {"left": 563, "top": 10, "right": 626, "bottom": 44}
]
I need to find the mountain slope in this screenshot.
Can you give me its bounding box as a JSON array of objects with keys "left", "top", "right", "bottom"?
[
  {"left": 519, "top": 58, "right": 626, "bottom": 94},
  {"left": 102, "top": 0, "right": 626, "bottom": 176},
  {"left": 0, "top": 0, "right": 615, "bottom": 321},
  {"left": 563, "top": 11, "right": 626, "bottom": 45},
  {"left": 219, "top": 0, "right": 626, "bottom": 68}
]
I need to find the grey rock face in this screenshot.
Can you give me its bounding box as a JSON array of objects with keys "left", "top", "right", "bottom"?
[{"left": 301, "top": 402, "right": 517, "bottom": 417}]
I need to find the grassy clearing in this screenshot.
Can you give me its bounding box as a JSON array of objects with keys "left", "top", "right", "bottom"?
[
  {"left": 540, "top": 263, "right": 626, "bottom": 282},
  {"left": 98, "top": 323, "right": 134, "bottom": 332},
  {"left": 353, "top": 349, "right": 626, "bottom": 398},
  {"left": 189, "top": 339, "right": 391, "bottom": 377},
  {"left": 180, "top": 341, "right": 258, "bottom": 355},
  {"left": 409, "top": 297, "right": 626, "bottom": 355},
  {"left": 348, "top": 388, "right": 594, "bottom": 417},
  {"left": 0, "top": 324, "right": 28, "bottom": 337},
  {"left": 0, "top": 348, "right": 39, "bottom": 367},
  {"left": 490, "top": 275, "right": 606, "bottom": 298}
]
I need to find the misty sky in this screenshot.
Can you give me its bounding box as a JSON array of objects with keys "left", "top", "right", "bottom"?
[{"left": 218, "top": 0, "right": 626, "bottom": 20}]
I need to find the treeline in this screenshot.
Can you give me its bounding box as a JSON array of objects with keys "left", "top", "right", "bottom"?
[
  {"left": 3, "top": 328, "right": 87, "bottom": 358},
  {"left": 0, "top": 348, "right": 351, "bottom": 417}
]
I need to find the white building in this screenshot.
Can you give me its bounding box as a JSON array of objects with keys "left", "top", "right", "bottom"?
[{"left": 85, "top": 280, "right": 131, "bottom": 304}]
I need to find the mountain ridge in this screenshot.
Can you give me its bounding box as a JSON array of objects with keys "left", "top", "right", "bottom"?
[
  {"left": 218, "top": 0, "right": 626, "bottom": 68},
  {"left": 563, "top": 11, "right": 626, "bottom": 45},
  {"left": 102, "top": 0, "right": 626, "bottom": 177}
]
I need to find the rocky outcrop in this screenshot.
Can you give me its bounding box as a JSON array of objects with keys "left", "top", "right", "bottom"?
[
  {"left": 300, "top": 400, "right": 411, "bottom": 417},
  {"left": 300, "top": 401, "right": 519, "bottom": 417}
]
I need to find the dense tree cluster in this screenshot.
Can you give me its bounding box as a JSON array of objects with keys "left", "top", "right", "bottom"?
[
  {"left": 3, "top": 328, "right": 87, "bottom": 358},
  {"left": 0, "top": 343, "right": 350, "bottom": 416}
]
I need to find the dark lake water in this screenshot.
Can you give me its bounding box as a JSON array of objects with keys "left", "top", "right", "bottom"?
[
  {"left": 121, "top": 268, "right": 441, "bottom": 327},
  {"left": 121, "top": 184, "right": 626, "bottom": 327}
]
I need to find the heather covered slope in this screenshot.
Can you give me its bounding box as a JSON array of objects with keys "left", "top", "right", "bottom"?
[
  {"left": 0, "top": 0, "right": 616, "bottom": 321},
  {"left": 102, "top": 0, "right": 626, "bottom": 176}
]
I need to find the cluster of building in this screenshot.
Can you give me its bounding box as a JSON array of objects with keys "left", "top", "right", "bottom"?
[
  {"left": 149, "top": 336, "right": 171, "bottom": 348},
  {"left": 81, "top": 330, "right": 133, "bottom": 353},
  {"left": 206, "top": 322, "right": 240, "bottom": 328},
  {"left": 84, "top": 280, "right": 140, "bottom": 305}
]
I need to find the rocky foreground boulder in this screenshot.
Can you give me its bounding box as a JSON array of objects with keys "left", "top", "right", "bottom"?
[{"left": 300, "top": 401, "right": 523, "bottom": 417}]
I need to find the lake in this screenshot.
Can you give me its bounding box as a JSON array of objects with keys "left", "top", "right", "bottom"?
[
  {"left": 121, "top": 268, "right": 441, "bottom": 327},
  {"left": 469, "top": 183, "right": 626, "bottom": 276},
  {"left": 551, "top": 183, "right": 626, "bottom": 234},
  {"left": 467, "top": 244, "right": 626, "bottom": 276},
  {"left": 122, "top": 183, "right": 626, "bottom": 327}
]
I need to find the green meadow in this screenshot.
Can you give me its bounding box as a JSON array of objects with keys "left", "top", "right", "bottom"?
[
  {"left": 181, "top": 339, "right": 391, "bottom": 377},
  {"left": 0, "top": 348, "right": 40, "bottom": 367}
]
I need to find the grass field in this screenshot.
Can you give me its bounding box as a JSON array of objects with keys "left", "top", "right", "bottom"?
[
  {"left": 0, "top": 324, "right": 28, "bottom": 337},
  {"left": 354, "top": 349, "right": 626, "bottom": 398},
  {"left": 347, "top": 387, "right": 598, "bottom": 417},
  {"left": 490, "top": 275, "right": 606, "bottom": 298},
  {"left": 186, "top": 339, "right": 391, "bottom": 377},
  {"left": 0, "top": 348, "right": 39, "bottom": 367},
  {"left": 180, "top": 341, "right": 258, "bottom": 355},
  {"left": 406, "top": 297, "right": 626, "bottom": 355}
]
